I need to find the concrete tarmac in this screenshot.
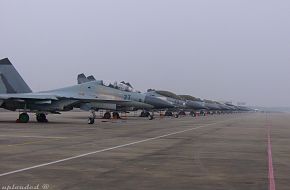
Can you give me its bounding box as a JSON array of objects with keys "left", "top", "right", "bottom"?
[{"left": 0, "top": 112, "right": 289, "bottom": 190}]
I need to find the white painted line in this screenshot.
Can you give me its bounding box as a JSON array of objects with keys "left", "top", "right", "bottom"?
[
  {"left": 0, "top": 122, "right": 222, "bottom": 177},
  {"left": 0, "top": 135, "right": 67, "bottom": 139}
]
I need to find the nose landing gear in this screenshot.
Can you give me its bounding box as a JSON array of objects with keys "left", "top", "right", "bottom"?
[{"left": 88, "top": 110, "right": 96, "bottom": 125}]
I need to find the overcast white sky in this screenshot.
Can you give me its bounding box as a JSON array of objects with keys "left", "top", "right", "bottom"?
[{"left": 1, "top": 0, "right": 290, "bottom": 107}]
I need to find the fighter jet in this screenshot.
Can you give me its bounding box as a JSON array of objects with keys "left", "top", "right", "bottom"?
[
  {"left": 236, "top": 105, "right": 253, "bottom": 112},
  {"left": 214, "top": 102, "right": 234, "bottom": 113},
  {"left": 0, "top": 58, "right": 133, "bottom": 124},
  {"left": 77, "top": 74, "right": 174, "bottom": 120},
  {"left": 179, "top": 95, "right": 208, "bottom": 116},
  {"left": 145, "top": 89, "right": 187, "bottom": 117},
  {"left": 203, "top": 100, "right": 223, "bottom": 114},
  {"left": 224, "top": 102, "right": 239, "bottom": 112}
]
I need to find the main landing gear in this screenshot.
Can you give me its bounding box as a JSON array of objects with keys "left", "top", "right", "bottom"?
[
  {"left": 88, "top": 111, "right": 123, "bottom": 124},
  {"left": 16, "top": 112, "right": 49, "bottom": 123},
  {"left": 17, "top": 113, "right": 30, "bottom": 123},
  {"left": 36, "top": 113, "right": 48, "bottom": 123},
  {"left": 103, "top": 112, "right": 111, "bottom": 119},
  {"left": 178, "top": 111, "right": 186, "bottom": 116},
  {"left": 112, "top": 112, "right": 121, "bottom": 119},
  {"left": 140, "top": 111, "right": 154, "bottom": 120},
  {"left": 164, "top": 111, "right": 173, "bottom": 117},
  {"left": 140, "top": 111, "right": 150, "bottom": 117}
]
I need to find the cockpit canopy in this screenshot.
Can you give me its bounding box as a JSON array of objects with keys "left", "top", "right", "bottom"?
[
  {"left": 148, "top": 89, "right": 182, "bottom": 100},
  {"left": 179, "top": 95, "right": 202, "bottom": 102},
  {"left": 107, "top": 81, "right": 140, "bottom": 93}
]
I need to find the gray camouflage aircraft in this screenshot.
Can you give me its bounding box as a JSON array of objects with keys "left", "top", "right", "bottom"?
[
  {"left": 179, "top": 95, "right": 208, "bottom": 116},
  {"left": 145, "top": 90, "right": 188, "bottom": 117},
  {"left": 0, "top": 58, "right": 139, "bottom": 124},
  {"left": 145, "top": 90, "right": 241, "bottom": 116},
  {"left": 77, "top": 74, "right": 174, "bottom": 120},
  {"left": 0, "top": 58, "right": 251, "bottom": 124}
]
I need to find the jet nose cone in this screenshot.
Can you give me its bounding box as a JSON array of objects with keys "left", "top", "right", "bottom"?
[{"left": 145, "top": 95, "right": 174, "bottom": 109}]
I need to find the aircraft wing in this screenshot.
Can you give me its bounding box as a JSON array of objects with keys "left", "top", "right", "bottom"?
[
  {"left": 0, "top": 93, "right": 130, "bottom": 104},
  {"left": 0, "top": 93, "right": 58, "bottom": 100}
]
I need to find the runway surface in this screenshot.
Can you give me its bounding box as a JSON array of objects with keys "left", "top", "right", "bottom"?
[{"left": 0, "top": 112, "right": 289, "bottom": 190}]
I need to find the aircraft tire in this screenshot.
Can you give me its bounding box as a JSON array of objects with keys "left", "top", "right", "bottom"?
[
  {"left": 164, "top": 111, "right": 173, "bottom": 117},
  {"left": 19, "top": 113, "right": 29, "bottom": 123},
  {"left": 36, "top": 113, "right": 48, "bottom": 123},
  {"left": 190, "top": 111, "right": 196, "bottom": 117},
  {"left": 178, "top": 111, "right": 186, "bottom": 116},
  {"left": 103, "top": 112, "right": 111, "bottom": 119},
  {"left": 140, "top": 111, "right": 150, "bottom": 117},
  {"left": 113, "top": 112, "right": 120, "bottom": 119}
]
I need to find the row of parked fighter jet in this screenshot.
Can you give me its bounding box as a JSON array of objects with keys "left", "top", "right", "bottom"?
[{"left": 0, "top": 58, "right": 252, "bottom": 124}]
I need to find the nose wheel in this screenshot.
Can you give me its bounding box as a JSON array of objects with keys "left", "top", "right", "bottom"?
[{"left": 88, "top": 110, "right": 96, "bottom": 125}]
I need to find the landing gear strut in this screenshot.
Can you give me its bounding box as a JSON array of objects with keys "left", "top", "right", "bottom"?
[
  {"left": 148, "top": 111, "right": 154, "bottom": 120},
  {"left": 190, "top": 111, "right": 197, "bottom": 117},
  {"left": 36, "top": 113, "right": 48, "bottom": 123},
  {"left": 17, "top": 113, "right": 30, "bottom": 123}
]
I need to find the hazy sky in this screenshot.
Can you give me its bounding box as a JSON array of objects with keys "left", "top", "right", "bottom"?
[{"left": 1, "top": 0, "right": 290, "bottom": 107}]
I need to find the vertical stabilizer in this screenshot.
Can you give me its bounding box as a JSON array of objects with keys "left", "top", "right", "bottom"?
[
  {"left": 87, "top": 75, "right": 96, "bottom": 81},
  {"left": 77, "top": 73, "right": 89, "bottom": 84},
  {"left": 0, "top": 58, "right": 32, "bottom": 93}
]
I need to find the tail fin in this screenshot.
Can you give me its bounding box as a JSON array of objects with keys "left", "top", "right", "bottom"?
[
  {"left": 0, "top": 58, "right": 32, "bottom": 93},
  {"left": 77, "top": 73, "right": 90, "bottom": 84},
  {"left": 77, "top": 73, "right": 104, "bottom": 86},
  {"left": 87, "top": 75, "right": 96, "bottom": 81}
]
